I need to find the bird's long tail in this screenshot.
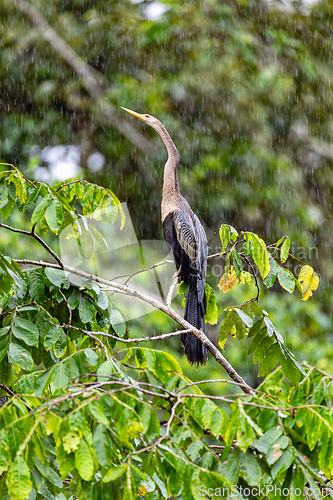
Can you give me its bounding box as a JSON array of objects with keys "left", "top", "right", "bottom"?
[{"left": 181, "top": 284, "right": 207, "bottom": 365}]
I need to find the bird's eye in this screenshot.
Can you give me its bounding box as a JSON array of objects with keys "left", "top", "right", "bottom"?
[{"left": 145, "top": 114, "right": 149, "bottom": 118}]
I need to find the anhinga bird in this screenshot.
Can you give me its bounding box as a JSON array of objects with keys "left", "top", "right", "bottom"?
[{"left": 122, "top": 107, "right": 208, "bottom": 365}]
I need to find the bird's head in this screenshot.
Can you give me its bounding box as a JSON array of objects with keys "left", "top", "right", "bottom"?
[{"left": 121, "top": 107, "right": 162, "bottom": 133}]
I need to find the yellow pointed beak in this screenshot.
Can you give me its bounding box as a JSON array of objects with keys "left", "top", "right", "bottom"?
[{"left": 121, "top": 107, "right": 146, "bottom": 122}]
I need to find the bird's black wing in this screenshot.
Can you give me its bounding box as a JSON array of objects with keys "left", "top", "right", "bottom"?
[
  {"left": 192, "top": 214, "right": 208, "bottom": 302},
  {"left": 173, "top": 210, "right": 208, "bottom": 298}
]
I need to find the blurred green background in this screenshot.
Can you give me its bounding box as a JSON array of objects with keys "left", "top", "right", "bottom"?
[{"left": 1, "top": 0, "right": 332, "bottom": 388}]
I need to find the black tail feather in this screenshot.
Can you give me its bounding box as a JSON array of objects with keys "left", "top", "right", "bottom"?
[{"left": 181, "top": 285, "right": 207, "bottom": 365}]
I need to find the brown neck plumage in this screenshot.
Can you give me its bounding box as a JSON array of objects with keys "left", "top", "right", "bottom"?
[{"left": 154, "top": 122, "right": 181, "bottom": 222}]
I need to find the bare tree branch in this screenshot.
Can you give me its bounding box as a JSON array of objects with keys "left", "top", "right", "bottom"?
[
  {"left": 61, "top": 323, "right": 191, "bottom": 344},
  {"left": 166, "top": 272, "right": 180, "bottom": 308},
  {"left": 0, "top": 224, "right": 63, "bottom": 266},
  {"left": 12, "top": 256, "right": 254, "bottom": 395}
]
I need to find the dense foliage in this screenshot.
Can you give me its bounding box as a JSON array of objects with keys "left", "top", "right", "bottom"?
[
  {"left": 0, "top": 0, "right": 332, "bottom": 377},
  {"left": 0, "top": 167, "right": 329, "bottom": 500}
]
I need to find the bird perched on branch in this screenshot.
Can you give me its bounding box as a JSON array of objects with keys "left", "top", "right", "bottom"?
[{"left": 122, "top": 107, "right": 208, "bottom": 365}]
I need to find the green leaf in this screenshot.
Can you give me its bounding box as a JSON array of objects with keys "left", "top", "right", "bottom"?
[
  {"left": 45, "top": 268, "right": 68, "bottom": 287},
  {"left": 153, "top": 472, "right": 168, "bottom": 498},
  {"left": 21, "top": 184, "right": 41, "bottom": 212},
  {"left": 75, "top": 438, "right": 94, "bottom": 481},
  {"left": 154, "top": 350, "right": 182, "bottom": 384},
  {"left": 264, "top": 255, "right": 279, "bottom": 288},
  {"left": 204, "top": 283, "right": 218, "bottom": 325},
  {"left": 45, "top": 199, "right": 63, "bottom": 232},
  {"left": 64, "top": 356, "right": 79, "bottom": 381},
  {"left": 93, "top": 424, "right": 113, "bottom": 468},
  {"left": 248, "top": 318, "right": 264, "bottom": 338},
  {"left": 12, "top": 317, "right": 39, "bottom": 347},
  {"left": 63, "top": 431, "right": 81, "bottom": 453},
  {"left": 253, "top": 336, "right": 275, "bottom": 364},
  {"left": 267, "top": 436, "right": 289, "bottom": 465},
  {"left": 201, "top": 399, "right": 216, "bottom": 428},
  {"left": 249, "top": 301, "right": 263, "bottom": 316},
  {"left": 0, "top": 184, "right": 8, "bottom": 207},
  {"left": 248, "top": 327, "right": 267, "bottom": 355},
  {"left": 236, "top": 412, "right": 253, "bottom": 452},
  {"left": 186, "top": 441, "right": 205, "bottom": 462},
  {"left": 271, "top": 447, "right": 295, "bottom": 480},
  {"left": 1, "top": 198, "right": 14, "bottom": 219},
  {"left": 280, "top": 349, "right": 302, "bottom": 385},
  {"left": 97, "top": 290, "right": 109, "bottom": 310},
  {"left": 231, "top": 248, "right": 243, "bottom": 278},
  {"left": 256, "top": 426, "right": 284, "bottom": 454},
  {"left": 6, "top": 455, "right": 32, "bottom": 500},
  {"left": 34, "top": 367, "right": 55, "bottom": 396},
  {"left": 79, "top": 294, "right": 95, "bottom": 323},
  {"left": 234, "top": 308, "right": 253, "bottom": 328},
  {"left": 43, "top": 325, "right": 60, "bottom": 350},
  {"left": 114, "top": 400, "right": 143, "bottom": 442},
  {"left": 89, "top": 401, "right": 109, "bottom": 426},
  {"left": 219, "top": 311, "right": 237, "bottom": 349},
  {"left": 97, "top": 360, "right": 114, "bottom": 380},
  {"left": 0, "top": 429, "right": 10, "bottom": 474},
  {"left": 219, "top": 224, "right": 230, "bottom": 253},
  {"left": 85, "top": 348, "right": 99, "bottom": 367},
  {"left": 31, "top": 193, "right": 53, "bottom": 225},
  {"left": 53, "top": 362, "right": 69, "bottom": 390},
  {"left": 103, "top": 463, "right": 128, "bottom": 483},
  {"left": 277, "top": 266, "right": 295, "bottom": 293},
  {"left": 300, "top": 466, "right": 322, "bottom": 500},
  {"left": 28, "top": 268, "right": 44, "bottom": 302},
  {"left": 110, "top": 309, "right": 126, "bottom": 336},
  {"left": 53, "top": 327, "right": 67, "bottom": 358},
  {"left": 220, "top": 448, "right": 241, "bottom": 484},
  {"left": 77, "top": 220, "right": 95, "bottom": 260},
  {"left": 178, "top": 281, "right": 188, "bottom": 295},
  {"left": 223, "top": 405, "right": 239, "bottom": 446},
  {"left": 280, "top": 236, "right": 290, "bottom": 263},
  {"left": 8, "top": 342, "right": 34, "bottom": 371},
  {"left": 244, "top": 232, "right": 270, "bottom": 279},
  {"left": 211, "top": 407, "right": 228, "bottom": 439},
  {"left": 240, "top": 453, "right": 261, "bottom": 486},
  {"left": 258, "top": 343, "right": 281, "bottom": 377}
]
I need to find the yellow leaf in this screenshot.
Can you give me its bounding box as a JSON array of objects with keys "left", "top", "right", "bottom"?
[
  {"left": 218, "top": 325, "right": 236, "bottom": 350},
  {"left": 298, "top": 265, "right": 319, "bottom": 301},
  {"left": 239, "top": 270, "right": 252, "bottom": 285},
  {"left": 63, "top": 431, "right": 81, "bottom": 453},
  {"left": 218, "top": 267, "right": 239, "bottom": 293}
]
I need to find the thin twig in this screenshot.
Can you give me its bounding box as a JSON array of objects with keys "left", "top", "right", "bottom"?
[
  {"left": 166, "top": 270, "right": 180, "bottom": 308},
  {"left": 56, "top": 179, "right": 87, "bottom": 192},
  {"left": 83, "top": 330, "right": 109, "bottom": 358},
  {"left": 0, "top": 224, "right": 63, "bottom": 266},
  {"left": 60, "top": 323, "right": 191, "bottom": 344},
  {"left": 175, "top": 378, "right": 257, "bottom": 394},
  {"left": 119, "top": 260, "right": 173, "bottom": 285},
  {"left": 0, "top": 384, "right": 32, "bottom": 412},
  {"left": 58, "top": 289, "right": 72, "bottom": 325},
  {"left": 208, "top": 232, "right": 217, "bottom": 246},
  {"left": 157, "top": 397, "right": 182, "bottom": 443},
  {"left": 241, "top": 253, "right": 260, "bottom": 302}
]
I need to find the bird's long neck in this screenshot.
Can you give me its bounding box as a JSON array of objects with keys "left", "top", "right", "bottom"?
[{"left": 156, "top": 123, "right": 181, "bottom": 221}]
